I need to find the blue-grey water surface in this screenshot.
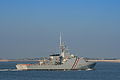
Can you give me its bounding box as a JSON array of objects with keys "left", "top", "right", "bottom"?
[{"left": 0, "top": 62, "right": 120, "bottom": 80}]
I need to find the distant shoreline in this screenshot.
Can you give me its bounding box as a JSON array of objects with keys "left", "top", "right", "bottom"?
[
  {"left": 88, "top": 60, "right": 120, "bottom": 63},
  {"left": 1, "top": 59, "right": 120, "bottom": 63},
  {"left": 0, "top": 60, "right": 40, "bottom": 62}
]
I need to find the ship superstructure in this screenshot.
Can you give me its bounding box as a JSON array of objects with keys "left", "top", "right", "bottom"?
[{"left": 16, "top": 34, "right": 96, "bottom": 70}]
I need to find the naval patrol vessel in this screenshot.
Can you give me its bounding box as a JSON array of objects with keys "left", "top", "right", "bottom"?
[{"left": 16, "top": 34, "right": 96, "bottom": 70}]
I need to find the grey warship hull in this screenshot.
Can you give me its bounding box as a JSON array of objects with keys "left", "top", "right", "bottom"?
[{"left": 16, "top": 58, "right": 96, "bottom": 70}]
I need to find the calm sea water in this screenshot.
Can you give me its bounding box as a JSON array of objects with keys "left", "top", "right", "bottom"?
[{"left": 0, "top": 62, "right": 120, "bottom": 80}]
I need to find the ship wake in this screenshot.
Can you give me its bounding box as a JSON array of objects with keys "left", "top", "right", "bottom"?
[
  {"left": 0, "top": 69, "right": 19, "bottom": 71},
  {"left": 85, "top": 68, "right": 94, "bottom": 71}
]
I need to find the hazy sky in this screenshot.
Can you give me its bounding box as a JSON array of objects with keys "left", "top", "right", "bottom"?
[{"left": 0, "top": 0, "right": 120, "bottom": 59}]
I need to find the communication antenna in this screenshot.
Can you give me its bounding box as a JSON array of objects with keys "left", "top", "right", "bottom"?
[
  {"left": 59, "top": 32, "right": 64, "bottom": 53},
  {"left": 60, "top": 32, "right": 62, "bottom": 47}
]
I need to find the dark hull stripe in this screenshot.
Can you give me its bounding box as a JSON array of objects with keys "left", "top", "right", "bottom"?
[
  {"left": 73, "top": 58, "right": 80, "bottom": 69},
  {"left": 71, "top": 58, "right": 80, "bottom": 69},
  {"left": 71, "top": 58, "right": 78, "bottom": 69}
]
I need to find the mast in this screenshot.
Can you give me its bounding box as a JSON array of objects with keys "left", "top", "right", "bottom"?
[
  {"left": 60, "top": 32, "right": 62, "bottom": 47},
  {"left": 60, "top": 32, "right": 64, "bottom": 52},
  {"left": 59, "top": 32, "right": 65, "bottom": 57}
]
